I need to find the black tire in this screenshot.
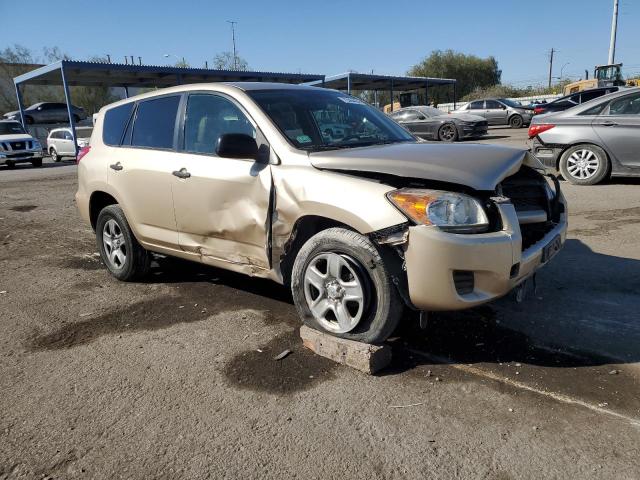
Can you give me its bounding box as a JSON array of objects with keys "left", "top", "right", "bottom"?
[
  {"left": 96, "top": 205, "right": 150, "bottom": 281},
  {"left": 49, "top": 148, "right": 59, "bottom": 162},
  {"left": 31, "top": 158, "right": 42, "bottom": 168},
  {"left": 559, "top": 144, "right": 609, "bottom": 186},
  {"left": 291, "top": 227, "right": 403, "bottom": 344},
  {"left": 5, "top": 160, "right": 15, "bottom": 169},
  {"left": 73, "top": 114, "right": 80, "bottom": 123},
  {"left": 509, "top": 115, "right": 523, "bottom": 129},
  {"left": 438, "top": 123, "right": 459, "bottom": 142},
  {"left": 25, "top": 116, "right": 34, "bottom": 125}
]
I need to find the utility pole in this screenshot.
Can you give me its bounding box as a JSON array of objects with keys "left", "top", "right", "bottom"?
[
  {"left": 608, "top": 0, "right": 619, "bottom": 64},
  {"left": 548, "top": 48, "right": 555, "bottom": 88},
  {"left": 227, "top": 20, "right": 238, "bottom": 70}
]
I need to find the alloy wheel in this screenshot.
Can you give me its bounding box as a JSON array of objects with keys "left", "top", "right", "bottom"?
[
  {"left": 566, "top": 149, "right": 600, "bottom": 180},
  {"left": 303, "top": 252, "right": 366, "bottom": 333},
  {"left": 102, "top": 219, "right": 127, "bottom": 270},
  {"left": 440, "top": 124, "right": 456, "bottom": 141}
]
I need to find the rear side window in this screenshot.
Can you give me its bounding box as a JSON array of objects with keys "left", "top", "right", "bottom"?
[
  {"left": 103, "top": 103, "right": 135, "bottom": 146},
  {"left": 132, "top": 96, "right": 181, "bottom": 149},
  {"left": 469, "top": 101, "right": 484, "bottom": 110}
]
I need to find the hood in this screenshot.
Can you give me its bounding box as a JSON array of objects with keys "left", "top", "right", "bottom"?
[
  {"left": 446, "top": 113, "right": 486, "bottom": 122},
  {"left": 310, "top": 142, "right": 544, "bottom": 191},
  {"left": 0, "top": 134, "right": 34, "bottom": 142}
]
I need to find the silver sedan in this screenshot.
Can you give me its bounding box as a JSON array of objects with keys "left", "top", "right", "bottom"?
[{"left": 529, "top": 88, "right": 640, "bottom": 185}]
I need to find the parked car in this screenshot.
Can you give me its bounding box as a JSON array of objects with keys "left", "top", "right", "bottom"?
[
  {"left": 47, "top": 126, "right": 93, "bottom": 162},
  {"left": 76, "top": 83, "right": 567, "bottom": 343},
  {"left": 533, "top": 87, "right": 622, "bottom": 116},
  {"left": 0, "top": 120, "right": 43, "bottom": 168},
  {"left": 4, "top": 102, "right": 87, "bottom": 125},
  {"left": 388, "top": 106, "right": 488, "bottom": 141},
  {"left": 529, "top": 87, "right": 640, "bottom": 185},
  {"left": 453, "top": 99, "right": 533, "bottom": 128}
]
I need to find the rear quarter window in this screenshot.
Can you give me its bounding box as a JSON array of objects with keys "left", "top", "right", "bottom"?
[{"left": 103, "top": 103, "right": 135, "bottom": 146}]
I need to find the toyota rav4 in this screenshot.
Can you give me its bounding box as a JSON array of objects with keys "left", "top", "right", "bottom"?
[{"left": 76, "top": 83, "right": 567, "bottom": 343}]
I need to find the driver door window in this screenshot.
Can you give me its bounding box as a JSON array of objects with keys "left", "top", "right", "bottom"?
[{"left": 183, "top": 94, "right": 256, "bottom": 155}]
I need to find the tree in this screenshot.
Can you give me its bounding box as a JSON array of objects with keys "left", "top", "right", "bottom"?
[
  {"left": 409, "top": 50, "right": 501, "bottom": 104},
  {"left": 212, "top": 51, "right": 250, "bottom": 71}
]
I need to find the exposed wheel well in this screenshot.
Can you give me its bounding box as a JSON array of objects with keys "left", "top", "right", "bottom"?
[
  {"left": 279, "top": 215, "right": 350, "bottom": 286},
  {"left": 89, "top": 191, "right": 118, "bottom": 230}
]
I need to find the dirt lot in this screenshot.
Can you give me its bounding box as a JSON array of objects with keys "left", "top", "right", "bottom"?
[{"left": 1, "top": 138, "right": 640, "bottom": 479}]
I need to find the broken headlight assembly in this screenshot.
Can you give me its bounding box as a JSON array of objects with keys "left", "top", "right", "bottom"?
[{"left": 386, "top": 188, "right": 489, "bottom": 233}]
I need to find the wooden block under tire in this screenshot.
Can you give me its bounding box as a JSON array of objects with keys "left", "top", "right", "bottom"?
[{"left": 300, "top": 325, "right": 392, "bottom": 374}]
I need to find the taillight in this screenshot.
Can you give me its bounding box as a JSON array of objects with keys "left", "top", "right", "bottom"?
[
  {"left": 76, "top": 145, "right": 91, "bottom": 163},
  {"left": 528, "top": 124, "right": 555, "bottom": 139},
  {"left": 533, "top": 106, "right": 544, "bottom": 114}
]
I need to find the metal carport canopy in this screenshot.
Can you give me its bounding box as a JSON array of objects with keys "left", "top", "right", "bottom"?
[
  {"left": 306, "top": 72, "right": 456, "bottom": 91},
  {"left": 13, "top": 60, "right": 325, "bottom": 155}
]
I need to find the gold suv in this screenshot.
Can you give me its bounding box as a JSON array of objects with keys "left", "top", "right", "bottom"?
[{"left": 76, "top": 83, "right": 567, "bottom": 343}]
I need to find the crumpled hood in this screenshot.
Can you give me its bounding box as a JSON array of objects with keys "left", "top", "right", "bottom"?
[{"left": 310, "top": 142, "right": 544, "bottom": 191}]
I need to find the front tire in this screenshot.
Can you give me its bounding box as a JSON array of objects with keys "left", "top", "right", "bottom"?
[
  {"left": 50, "top": 148, "right": 59, "bottom": 162},
  {"left": 291, "top": 228, "right": 403, "bottom": 344},
  {"left": 438, "top": 123, "right": 459, "bottom": 142},
  {"left": 31, "top": 158, "right": 42, "bottom": 167},
  {"left": 509, "top": 115, "right": 523, "bottom": 129},
  {"left": 96, "top": 205, "right": 150, "bottom": 281},
  {"left": 559, "top": 144, "right": 609, "bottom": 186}
]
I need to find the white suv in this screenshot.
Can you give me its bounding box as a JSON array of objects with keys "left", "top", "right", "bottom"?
[{"left": 0, "top": 120, "right": 43, "bottom": 168}]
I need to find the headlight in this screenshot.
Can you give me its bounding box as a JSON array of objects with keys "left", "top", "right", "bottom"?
[{"left": 387, "top": 188, "right": 489, "bottom": 233}]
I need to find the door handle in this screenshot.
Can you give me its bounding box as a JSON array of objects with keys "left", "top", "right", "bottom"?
[
  {"left": 109, "top": 162, "right": 123, "bottom": 171},
  {"left": 601, "top": 121, "right": 618, "bottom": 127},
  {"left": 172, "top": 168, "right": 191, "bottom": 179}
]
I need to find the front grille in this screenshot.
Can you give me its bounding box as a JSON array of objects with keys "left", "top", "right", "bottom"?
[
  {"left": 500, "top": 167, "right": 557, "bottom": 251},
  {"left": 10, "top": 141, "right": 27, "bottom": 150},
  {"left": 453, "top": 270, "right": 474, "bottom": 295}
]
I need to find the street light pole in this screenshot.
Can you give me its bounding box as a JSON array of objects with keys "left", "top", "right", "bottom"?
[
  {"left": 227, "top": 20, "right": 238, "bottom": 70},
  {"left": 608, "top": 0, "right": 619, "bottom": 64}
]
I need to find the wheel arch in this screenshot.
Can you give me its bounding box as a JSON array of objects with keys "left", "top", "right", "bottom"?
[{"left": 89, "top": 191, "right": 119, "bottom": 230}]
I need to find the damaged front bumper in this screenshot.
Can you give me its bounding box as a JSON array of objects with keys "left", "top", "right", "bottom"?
[{"left": 401, "top": 199, "right": 567, "bottom": 311}]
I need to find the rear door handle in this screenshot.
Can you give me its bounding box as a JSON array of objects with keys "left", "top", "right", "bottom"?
[
  {"left": 109, "top": 162, "right": 123, "bottom": 171},
  {"left": 172, "top": 168, "right": 191, "bottom": 179},
  {"left": 601, "top": 121, "right": 618, "bottom": 127}
]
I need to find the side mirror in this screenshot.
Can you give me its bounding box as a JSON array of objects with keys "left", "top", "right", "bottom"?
[{"left": 216, "top": 133, "right": 259, "bottom": 160}]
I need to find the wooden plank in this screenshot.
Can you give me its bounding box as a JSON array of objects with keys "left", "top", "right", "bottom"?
[{"left": 300, "top": 325, "right": 392, "bottom": 374}]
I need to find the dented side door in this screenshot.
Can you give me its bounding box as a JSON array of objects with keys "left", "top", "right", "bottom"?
[{"left": 170, "top": 92, "right": 272, "bottom": 273}]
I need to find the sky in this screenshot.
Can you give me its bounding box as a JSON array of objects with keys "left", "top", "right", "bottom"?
[{"left": 2, "top": 0, "right": 639, "bottom": 86}]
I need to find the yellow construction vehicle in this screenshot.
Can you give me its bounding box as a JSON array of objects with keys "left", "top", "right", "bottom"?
[{"left": 563, "top": 63, "right": 626, "bottom": 95}]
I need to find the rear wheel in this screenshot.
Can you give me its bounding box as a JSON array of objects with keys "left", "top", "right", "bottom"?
[
  {"left": 559, "top": 144, "right": 609, "bottom": 186},
  {"left": 438, "top": 123, "right": 458, "bottom": 142},
  {"left": 291, "top": 228, "right": 403, "bottom": 344},
  {"left": 509, "top": 115, "right": 523, "bottom": 129},
  {"left": 49, "top": 148, "right": 59, "bottom": 162},
  {"left": 96, "top": 205, "right": 150, "bottom": 281}
]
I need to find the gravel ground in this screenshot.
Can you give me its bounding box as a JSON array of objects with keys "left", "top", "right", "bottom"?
[{"left": 0, "top": 146, "right": 639, "bottom": 479}]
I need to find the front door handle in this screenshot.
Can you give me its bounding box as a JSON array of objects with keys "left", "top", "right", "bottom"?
[
  {"left": 601, "top": 121, "right": 618, "bottom": 127},
  {"left": 172, "top": 168, "right": 191, "bottom": 179},
  {"left": 109, "top": 162, "right": 123, "bottom": 171}
]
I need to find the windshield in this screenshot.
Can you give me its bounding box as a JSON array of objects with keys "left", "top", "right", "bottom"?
[
  {"left": 0, "top": 122, "right": 26, "bottom": 135},
  {"left": 498, "top": 99, "right": 522, "bottom": 108},
  {"left": 247, "top": 89, "right": 415, "bottom": 151}
]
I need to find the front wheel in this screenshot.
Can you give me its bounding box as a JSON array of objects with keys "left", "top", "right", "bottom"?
[
  {"left": 438, "top": 123, "right": 459, "bottom": 142},
  {"left": 291, "top": 228, "right": 403, "bottom": 344},
  {"left": 31, "top": 158, "right": 42, "bottom": 167},
  {"left": 559, "top": 144, "right": 609, "bottom": 185},
  {"left": 96, "top": 205, "right": 150, "bottom": 281},
  {"left": 50, "top": 148, "right": 59, "bottom": 162},
  {"left": 509, "top": 115, "right": 523, "bottom": 128}
]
